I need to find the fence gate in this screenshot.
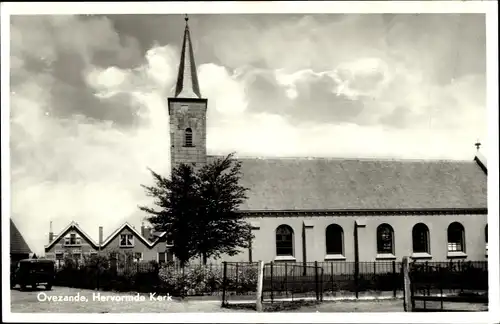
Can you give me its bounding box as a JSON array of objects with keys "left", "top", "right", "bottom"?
[
  {"left": 221, "top": 262, "right": 260, "bottom": 306},
  {"left": 408, "top": 261, "right": 488, "bottom": 312},
  {"left": 261, "top": 261, "right": 324, "bottom": 302}
]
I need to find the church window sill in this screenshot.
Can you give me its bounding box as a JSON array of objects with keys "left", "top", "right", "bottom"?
[
  {"left": 325, "top": 254, "right": 346, "bottom": 261},
  {"left": 411, "top": 252, "right": 432, "bottom": 260},
  {"left": 447, "top": 251, "right": 467, "bottom": 259},
  {"left": 274, "top": 255, "right": 296, "bottom": 262},
  {"left": 376, "top": 253, "right": 396, "bottom": 260}
]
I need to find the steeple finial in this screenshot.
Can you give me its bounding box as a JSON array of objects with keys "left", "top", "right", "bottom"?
[
  {"left": 174, "top": 14, "right": 202, "bottom": 99},
  {"left": 475, "top": 139, "right": 481, "bottom": 151}
]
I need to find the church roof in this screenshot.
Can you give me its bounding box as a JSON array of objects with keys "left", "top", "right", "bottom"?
[
  {"left": 208, "top": 156, "right": 487, "bottom": 211},
  {"left": 173, "top": 15, "right": 202, "bottom": 99},
  {"left": 11, "top": 219, "right": 32, "bottom": 255}
]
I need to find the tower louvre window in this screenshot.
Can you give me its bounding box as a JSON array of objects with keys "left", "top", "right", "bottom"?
[{"left": 185, "top": 128, "right": 193, "bottom": 147}]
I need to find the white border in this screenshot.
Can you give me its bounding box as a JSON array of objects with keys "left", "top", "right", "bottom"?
[{"left": 1, "top": 1, "right": 498, "bottom": 323}]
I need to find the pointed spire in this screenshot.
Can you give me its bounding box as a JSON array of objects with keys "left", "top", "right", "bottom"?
[{"left": 174, "top": 14, "right": 202, "bottom": 99}]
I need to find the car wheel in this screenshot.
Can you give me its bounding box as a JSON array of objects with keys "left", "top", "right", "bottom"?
[
  {"left": 32, "top": 283, "right": 37, "bottom": 290},
  {"left": 45, "top": 284, "right": 52, "bottom": 291},
  {"left": 20, "top": 284, "right": 26, "bottom": 291}
]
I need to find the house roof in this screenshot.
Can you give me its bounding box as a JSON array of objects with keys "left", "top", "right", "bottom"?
[
  {"left": 45, "top": 221, "right": 99, "bottom": 251},
  {"left": 207, "top": 156, "right": 487, "bottom": 211},
  {"left": 11, "top": 219, "right": 32, "bottom": 255},
  {"left": 100, "top": 222, "right": 155, "bottom": 249}
]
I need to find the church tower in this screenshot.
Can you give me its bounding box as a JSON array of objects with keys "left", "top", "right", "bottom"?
[{"left": 168, "top": 15, "right": 208, "bottom": 173}]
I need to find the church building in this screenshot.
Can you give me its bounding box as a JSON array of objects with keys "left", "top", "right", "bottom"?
[{"left": 167, "top": 17, "right": 488, "bottom": 264}]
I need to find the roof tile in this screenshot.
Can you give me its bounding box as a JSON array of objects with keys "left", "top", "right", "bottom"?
[{"left": 208, "top": 156, "right": 487, "bottom": 210}]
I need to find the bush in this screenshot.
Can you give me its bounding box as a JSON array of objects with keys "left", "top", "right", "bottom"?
[
  {"left": 158, "top": 264, "right": 222, "bottom": 296},
  {"left": 157, "top": 263, "right": 257, "bottom": 296}
]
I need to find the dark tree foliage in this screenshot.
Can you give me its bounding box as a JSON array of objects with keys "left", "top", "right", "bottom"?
[
  {"left": 139, "top": 153, "right": 253, "bottom": 265},
  {"left": 140, "top": 164, "right": 199, "bottom": 266},
  {"left": 195, "top": 154, "right": 253, "bottom": 264}
]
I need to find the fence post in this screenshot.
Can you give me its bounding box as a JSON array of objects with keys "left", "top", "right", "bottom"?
[
  {"left": 284, "top": 262, "right": 288, "bottom": 297},
  {"left": 392, "top": 261, "right": 397, "bottom": 298},
  {"left": 221, "top": 261, "right": 227, "bottom": 307},
  {"left": 354, "top": 261, "right": 359, "bottom": 299},
  {"left": 96, "top": 258, "right": 100, "bottom": 291},
  {"left": 256, "top": 261, "right": 264, "bottom": 312},
  {"left": 270, "top": 262, "right": 274, "bottom": 303},
  {"left": 314, "top": 261, "right": 319, "bottom": 301},
  {"left": 320, "top": 267, "right": 324, "bottom": 302},
  {"left": 402, "top": 257, "right": 413, "bottom": 312},
  {"left": 235, "top": 262, "right": 239, "bottom": 292}
]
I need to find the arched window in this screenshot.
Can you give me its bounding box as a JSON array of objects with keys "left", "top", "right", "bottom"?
[
  {"left": 447, "top": 222, "right": 465, "bottom": 252},
  {"left": 485, "top": 224, "right": 488, "bottom": 254},
  {"left": 326, "top": 224, "right": 344, "bottom": 255},
  {"left": 412, "top": 223, "right": 430, "bottom": 253},
  {"left": 184, "top": 128, "right": 193, "bottom": 147},
  {"left": 376, "top": 224, "right": 394, "bottom": 254},
  {"left": 276, "top": 225, "right": 294, "bottom": 256}
]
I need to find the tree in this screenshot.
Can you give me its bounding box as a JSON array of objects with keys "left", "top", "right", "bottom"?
[
  {"left": 140, "top": 164, "right": 200, "bottom": 266},
  {"left": 139, "top": 153, "right": 253, "bottom": 265},
  {"left": 195, "top": 154, "right": 253, "bottom": 264}
]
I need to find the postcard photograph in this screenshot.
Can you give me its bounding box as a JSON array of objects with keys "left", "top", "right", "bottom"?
[{"left": 1, "top": 1, "right": 498, "bottom": 323}]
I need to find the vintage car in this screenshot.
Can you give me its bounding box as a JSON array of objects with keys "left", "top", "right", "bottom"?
[{"left": 11, "top": 259, "right": 55, "bottom": 291}]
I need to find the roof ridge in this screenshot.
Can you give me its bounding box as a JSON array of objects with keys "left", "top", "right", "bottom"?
[{"left": 207, "top": 154, "right": 474, "bottom": 163}]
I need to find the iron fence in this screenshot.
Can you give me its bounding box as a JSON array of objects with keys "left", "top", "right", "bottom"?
[
  {"left": 52, "top": 256, "right": 488, "bottom": 305},
  {"left": 410, "top": 260, "right": 488, "bottom": 293},
  {"left": 409, "top": 260, "right": 489, "bottom": 311}
]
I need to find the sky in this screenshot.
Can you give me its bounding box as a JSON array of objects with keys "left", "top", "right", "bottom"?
[{"left": 9, "top": 14, "right": 487, "bottom": 255}]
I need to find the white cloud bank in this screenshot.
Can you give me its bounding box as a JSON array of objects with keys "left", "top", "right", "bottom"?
[{"left": 9, "top": 15, "right": 487, "bottom": 255}]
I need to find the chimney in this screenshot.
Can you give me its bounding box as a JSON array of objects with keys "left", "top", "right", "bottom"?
[
  {"left": 99, "top": 226, "right": 103, "bottom": 245},
  {"left": 141, "top": 222, "right": 146, "bottom": 238},
  {"left": 48, "top": 221, "right": 54, "bottom": 243}
]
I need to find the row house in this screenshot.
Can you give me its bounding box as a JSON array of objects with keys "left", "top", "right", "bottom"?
[{"left": 44, "top": 221, "right": 174, "bottom": 264}]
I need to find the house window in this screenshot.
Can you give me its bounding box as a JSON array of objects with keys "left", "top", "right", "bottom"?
[
  {"left": 73, "top": 253, "right": 82, "bottom": 260},
  {"left": 184, "top": 128, "right": 193, "bottom": 147},
  {"left": 158, "top": 252, "right": 166, "bottom": 263},
  {"left": 412, "top": 223, "right": 430, "bottom": 253},
  {"left": 325, "top": 224, "right": 344, "bottom": 255},
  {"left": 55, "top": 252, "right": 64, "bottom": 260},
  {"left": 276, "top": 225, "right": 294, "bottom": 256},
  {"left": 166, "top": 250, "right": 174, "bottom": 262},
  {"left": 447, "top": 222, "right": 465, "bottom": 252},
  {"left": 119, "top": 234, "right": 134, "bottom": 247},
  {"left": 133, "top": 252, "right": 142, "bottom": 262},
  {"left": 376, "top": 224, "right": 394, "bottom": 254},
  {"left": 64, "top": 233, "right": 81, "bottom": 246}
]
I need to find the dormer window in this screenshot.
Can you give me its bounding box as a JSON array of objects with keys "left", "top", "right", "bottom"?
[
  {"left": 184, "top": 128, "right": 193, "bottom": 147},
  {"left": 64, "top": 233, "right": 81, "bottom": 246},
  {"left": 120, "top": 234, "right": 134, "bottom": 247}
]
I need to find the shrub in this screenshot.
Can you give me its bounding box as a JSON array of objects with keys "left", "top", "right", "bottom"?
[
  {"left": 157, "top": 263, "right": 253, "bottom": 296},
  {"left": 158, "top": 264, "right": 210, "bottom": 296}
]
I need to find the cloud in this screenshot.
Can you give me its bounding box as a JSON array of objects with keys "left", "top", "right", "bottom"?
[
  {"left": 9, "top": 14, "right": 486, "bottom": 255},
  {"left": 10, "top": 16, "right": 170, "bottom": 254}
]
